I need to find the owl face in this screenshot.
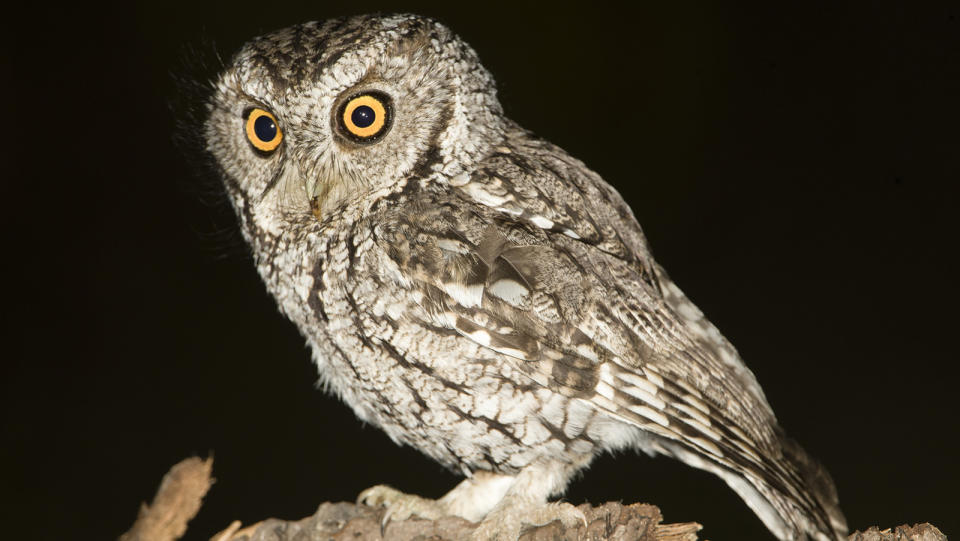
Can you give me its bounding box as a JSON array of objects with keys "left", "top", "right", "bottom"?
[{"left": 204, "top": 15, "right": 506, "bottom": 236}]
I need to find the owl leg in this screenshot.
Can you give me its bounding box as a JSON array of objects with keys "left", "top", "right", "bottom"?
[
  {"left": 468, "top": 461, "right": 587, "bottom": 541},
  {"left": 356, "top": 470, "right": 515, "bottom": 525},
  {"left": 359, "top": 462, "right": 586, "bottom": 538},
  {"left": 438, "top": 471, "right": 517, "bottom": 521}
]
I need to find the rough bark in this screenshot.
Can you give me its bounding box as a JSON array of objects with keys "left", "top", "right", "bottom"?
[
  {"left": 210, "top": 500, "right": 699, "bottom": 541},
  {"left": 848, "top": 525, "right": 947, "bottom": 541},
  {"left": 120, "top": 457, "right": 946, "bottom": 541}
]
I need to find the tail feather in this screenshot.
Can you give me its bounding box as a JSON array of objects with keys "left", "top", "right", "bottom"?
[
  {"left": 779, "top": 432, "right": 848, "bottom": 538},
  {"left": 656, "top": 432, "right": 847, "bottom": 540}
]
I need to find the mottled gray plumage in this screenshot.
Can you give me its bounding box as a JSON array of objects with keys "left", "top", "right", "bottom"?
[{"left": 203, "top": 14, "right": 847, "bottom": 540}]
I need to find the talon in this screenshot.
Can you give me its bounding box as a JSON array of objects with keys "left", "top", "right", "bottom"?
[
  {"left": 356, "top": 484, "right": 399, "bottom": 507},
  {"left": 355, "top": 483, "right": 448, "bottom": 527},
  {"left": 381, "top": 503, "right": 403, "bottom": 534},
  {"left": 561, "top": 503, "right": 587, "bottom": 529}
]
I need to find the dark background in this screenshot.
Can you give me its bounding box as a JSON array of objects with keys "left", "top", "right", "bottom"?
[{"left": 5, "top": 2, "right": 958, "bottom": 540}]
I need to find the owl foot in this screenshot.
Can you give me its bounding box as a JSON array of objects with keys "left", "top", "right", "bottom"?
[
  {"left": 357, "top": 484, "right": 448, "bottom": 527},
  {"left": 470, "top": 500, "right": 587, "bottom": 541}
]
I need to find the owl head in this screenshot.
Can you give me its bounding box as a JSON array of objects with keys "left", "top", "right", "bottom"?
[{"left": 203, "top": 14, "right": 506, "bottom": 238}]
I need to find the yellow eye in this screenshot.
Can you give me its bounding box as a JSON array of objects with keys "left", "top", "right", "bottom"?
[
  {"left": 244, "top": 108, "right": 283, "bottom": 152},
  {"left": 338, "top": 92, "right": 392, "bottom": 142}
]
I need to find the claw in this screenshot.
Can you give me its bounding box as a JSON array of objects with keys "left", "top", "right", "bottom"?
[
  {"left": 380, "top": 500, "right": 401, "bottom": 535},
  {"left": 356, "top": 484, "right": 399, "bottom": 507},
  {"left": 355, "top": 483, "right": 448, "bottom": 534},
  {"left": 356, "top": 485, "right": 401, "bottom": 534}
]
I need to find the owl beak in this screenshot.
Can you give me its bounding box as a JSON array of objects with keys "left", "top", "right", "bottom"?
[
  {"left": 303, "top": 167, "right": 361, "bottom": 222},
  {"left": 305, "top": 178, "right": 324, "bottom": 221},
  {"left": 305, "top": 174, "right": 341, "bottom": 222},
  {"left": 309, "top": 196, "right": 323, "bottom": 221}
]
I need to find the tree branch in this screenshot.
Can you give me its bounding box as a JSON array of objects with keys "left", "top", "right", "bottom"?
[
  {"left": 120, "top": 457, "right": 214, "bottom": 541},
  {"left": 120, "top": 458, "right": 945, "bottom": 541}
]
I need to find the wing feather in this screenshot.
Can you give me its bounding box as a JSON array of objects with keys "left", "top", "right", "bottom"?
[{"left": 366, "top": 129, "right": 840, "bottom": 536}]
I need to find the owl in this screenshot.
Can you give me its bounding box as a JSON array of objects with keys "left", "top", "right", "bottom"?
[{"left": 202, "top": 14, "right": 848, "bottom": 540}]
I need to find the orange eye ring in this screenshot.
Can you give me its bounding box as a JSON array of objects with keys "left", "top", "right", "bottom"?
[
  {"left": 244, "top": 108, "right": 283, "bottom": 152},
  {"left": 338, "top": 92, "right": 392, "bottom": 143}
]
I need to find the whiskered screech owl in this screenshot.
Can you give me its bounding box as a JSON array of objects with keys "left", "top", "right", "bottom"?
[{"left": 202, "top": 14, "right": 848, "bottom": 540}]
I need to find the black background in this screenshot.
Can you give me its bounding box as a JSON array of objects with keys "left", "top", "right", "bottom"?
[{"left": 5, "top": 3, "right": 958, "bottom": 540}]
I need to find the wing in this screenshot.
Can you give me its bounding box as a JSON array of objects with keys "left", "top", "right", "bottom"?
[
  {"left": 439, "top": 129, "right": 781, "bottom": 444},
  {"left": 367, "top": 127, "right": 842, "bottom": 538}
]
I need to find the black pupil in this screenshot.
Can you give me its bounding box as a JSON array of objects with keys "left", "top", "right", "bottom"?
[
  {"left": 351, "top": 105, "right": 376, "bottom": 128},
  {"left": 253, "top": 115, "right": 277, "bottom": 142}
]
